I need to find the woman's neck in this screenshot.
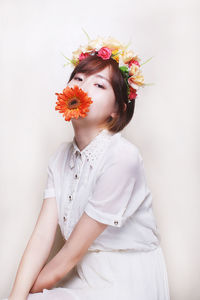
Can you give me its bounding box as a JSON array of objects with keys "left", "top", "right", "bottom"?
[{"left": 72, "top": 127, "right": 106, "bottom": 152}]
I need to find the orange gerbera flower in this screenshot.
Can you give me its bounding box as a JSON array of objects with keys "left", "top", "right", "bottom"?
[{"left": 55, "top": 85, "right": 93, "bottom": 122}]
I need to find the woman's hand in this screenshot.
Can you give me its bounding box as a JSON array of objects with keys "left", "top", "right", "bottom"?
[{"left": 8, "top": 296, "right": 27, "bottom": 300}]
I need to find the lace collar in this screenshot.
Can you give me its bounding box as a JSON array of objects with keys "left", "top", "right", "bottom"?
[{"left": 69, "top": 129, "right": 120, "bottom": 169}]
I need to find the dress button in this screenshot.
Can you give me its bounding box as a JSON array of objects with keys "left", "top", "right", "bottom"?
[
  {"left": 63, "top": 216, "right": 67, "bottom": 222},
  {"left": 74, "top": 174, "right": 79, "bottom": 179},
  {"left": 69, "top": 195, "right": 72, "bottom": 201},
  {"left": 114, "top": 220, "right": 118, "bottom": 225}
]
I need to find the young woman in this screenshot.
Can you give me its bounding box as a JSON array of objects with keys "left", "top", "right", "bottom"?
[{"left": 5, "top": 37, "right": 170, "bottom": 300}]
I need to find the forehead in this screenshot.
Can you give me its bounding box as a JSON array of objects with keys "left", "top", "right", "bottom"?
[
  {"left": 78, "top": 65, "right": 112, "bottom": 82},
  {"left": 97, "top": 65, "right": 112, "bottom": 77}
]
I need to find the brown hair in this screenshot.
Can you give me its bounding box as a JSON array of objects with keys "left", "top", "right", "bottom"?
[{"left": 67, "top": 54, "right": 136, "bottom": 133}]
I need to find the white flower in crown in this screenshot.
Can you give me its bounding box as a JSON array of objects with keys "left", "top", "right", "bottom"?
[
  {"left": 128, "top": 79, "right": 140, "bottom": 90},
  {"left": 129, "top": 64, "right": 140, "bottom": 76},
  {"left": 72, "top": 48, "right": 82, "bottom": 62},
  {"left": 128, "top": 71, "right": 145, "bottom": 90},
  {"left": 87, "top": 37, "right": 105, "bottom": 51},
  {"left": 122, "top": 49, "right": 135, "bottom": 64},
  {"left": 80, "top": 45, "right": 89, "bottom": 53},
  {"left": 118, "top": 55, "right": 127, "bottom": 68},
  {"left": 72, "top": 48, "right": 81, "bottom": 59},
  {"left": 103, "top": 36, "right": 125, "bottom": 51}
]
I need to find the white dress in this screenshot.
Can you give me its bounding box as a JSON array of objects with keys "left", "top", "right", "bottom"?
[{"left": 3, "top": 129, "right": 170, "bottom": 300}]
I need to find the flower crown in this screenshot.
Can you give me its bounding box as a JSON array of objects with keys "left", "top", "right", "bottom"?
[{"left": 62, "top": 29, "right": 153, "bottom": 103}]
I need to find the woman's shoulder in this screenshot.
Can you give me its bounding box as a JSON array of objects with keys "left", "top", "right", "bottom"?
[
  {"left": 103, "top": 133, "right": 143, "bottom": 170},
  {"left": 48, "top": 141, "right": 71, "bottom": 167}
]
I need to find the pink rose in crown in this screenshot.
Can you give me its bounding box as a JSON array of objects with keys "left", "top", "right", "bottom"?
[
  {"left": 128, "top": 59, "right": 140, "bottom": 68},
  {"left": 79, "top": 52, "right": 90, "bottom": 61},
  {"left": 97, "top": 47, "right": 112, "bottom": 60}
]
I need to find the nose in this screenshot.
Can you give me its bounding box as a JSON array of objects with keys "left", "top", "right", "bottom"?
[{"left": 77, "top": 78, "right": 90, "bottom": 95}]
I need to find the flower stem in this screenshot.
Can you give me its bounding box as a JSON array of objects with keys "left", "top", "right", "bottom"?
[
  {"left": 81, "top": 27, "right": 91, "bottom": 41},
  {"left": 140, "top": 56, "right": 154, "bottom": 66}
]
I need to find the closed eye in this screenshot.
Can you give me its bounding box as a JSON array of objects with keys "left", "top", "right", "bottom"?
[
  {"left": 73, "top": 76, "right": 105, "bottom": 89},
  {"left": 74, "top": 76, "right": 82, "bottom": 81},
  {"left": 95, "top": 83, "right": 105, "bottom": 89}
]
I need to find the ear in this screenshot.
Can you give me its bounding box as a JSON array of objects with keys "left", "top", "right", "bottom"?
[{"left": 123, "top": 103, "right": 127, "bottom": 112}]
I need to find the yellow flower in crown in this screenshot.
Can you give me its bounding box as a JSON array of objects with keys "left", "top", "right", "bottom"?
[
  {"left": 111, "top": 49, "right": 120, "bottom": 63},
  {"left": 62, "top": 29, "right": 154, "bottom": 102}
]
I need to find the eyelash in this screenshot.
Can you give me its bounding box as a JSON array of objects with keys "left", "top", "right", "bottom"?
[{"left": 74, "top": 76, "right": 105, "bottom": 89}]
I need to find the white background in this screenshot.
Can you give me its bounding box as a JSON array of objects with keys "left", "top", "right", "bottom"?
[{"left": 0, "top": 0, "right": 199, "bottom": 299}]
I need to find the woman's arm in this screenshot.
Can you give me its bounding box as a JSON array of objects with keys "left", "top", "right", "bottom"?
[
  {"left": 30, "top": 212, "right": 108, "bottom": 292},
  {"left": 9, "top": 197, "right": 58, "bottom": 299}
]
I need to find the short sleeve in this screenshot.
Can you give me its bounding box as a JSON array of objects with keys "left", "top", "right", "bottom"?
[
  {"left": 43, "top": 142, "right": 68, "bottom": 200},
  {"left": 84, "top": 149, "right": 145, "bottom": 228},
  {"left": 43, "top": 162, "right": 56, "bottom": 199}
]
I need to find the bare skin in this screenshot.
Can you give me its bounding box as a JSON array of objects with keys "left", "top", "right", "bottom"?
[
  {"left": 8, "top": 65, "right": 120, "bottom": 299},
  {"left": 9, "top": 197, "right": 58, "bottom": 299},
  {"left": 69, "top": 65, "right": 120, "bottom": 149}
]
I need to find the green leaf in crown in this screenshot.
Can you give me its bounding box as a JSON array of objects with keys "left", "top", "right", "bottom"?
[
  {"left": 119, "top": 65, "right": 130, "bottom": 92},
  {"left": 119, "top": 66, "right": 129, "bottom": 73},
  {"left": 119, "top": 66, "right": 129, "bottom": 79}
]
